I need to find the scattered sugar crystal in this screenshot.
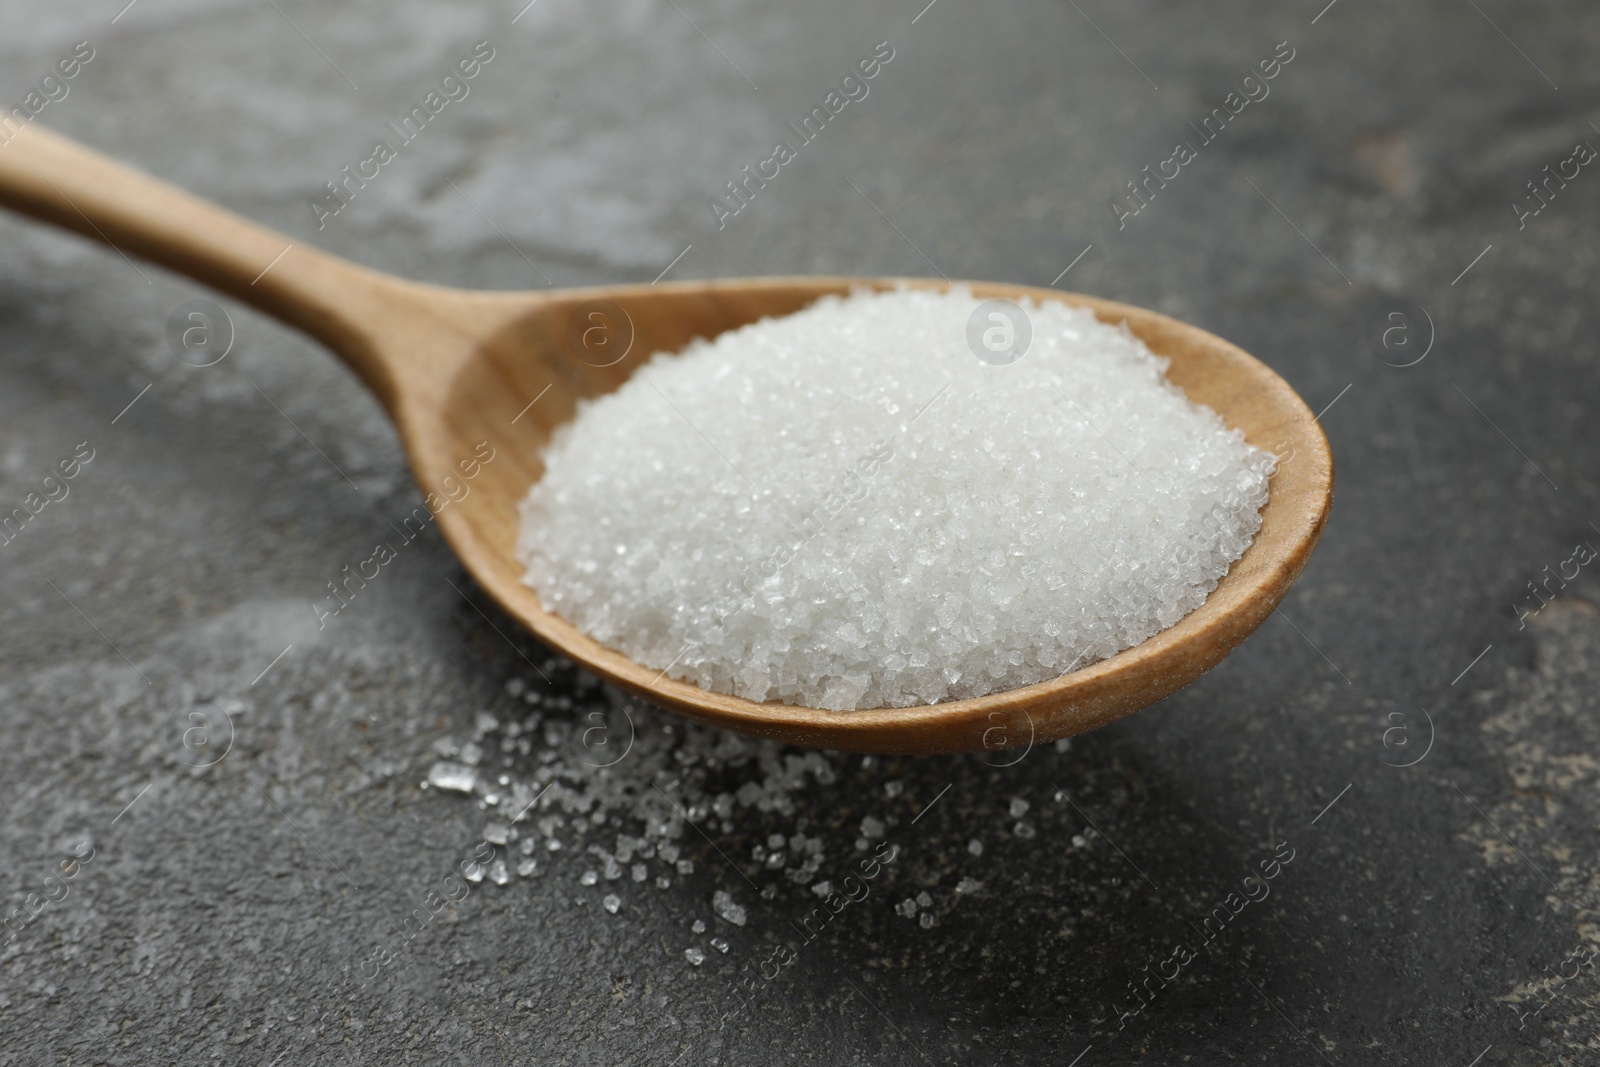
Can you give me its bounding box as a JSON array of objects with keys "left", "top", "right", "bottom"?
[
  {"left": 427, "top": 761, "right": 477, "bottom": 794},
  {"left": 1013, "top": 822, "right": 1036, "bottom": 839},
  {"left": 482, "top": 821, "right": 511, "bottom": 845},
  {"left": 516, "top": 287, "right": 1272, "bottom": 709},
  {"left": 459, "top": 742, "right": 484, "bottom": 766},
  {"left": 711, "top": 937, "right": 730, "bottom": 954},
  {"left": 602, "top": 894, "right": 621, "bottom": 914},
  {"left": 1072, "top": 834, "right": 1087, "bottom": 848},
  {"left": 712, "top": 890, "right": 747, "bottom": 927},
  {"left": 427, "top": 671, "right": 1074, "bottom": 967},
  {"left": 685, "top": 947, "right": 705, "bottom": 966},
  {"left": 884, "top": 780, "right": 904, "bottom": 798},
  {"left": 1008, "top": 798, "right": 1030, "bottom": 818},
  {"left": 860, "top": 817, "right": 885, "bottom": 840},
  {"left": 919, "top": 912, "right": 935, "bottom": 929},
  {"left": 632, "top": 863, "right": 648, "bottom": 883}
]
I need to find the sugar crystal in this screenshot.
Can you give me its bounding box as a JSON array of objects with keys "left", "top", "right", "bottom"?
[
  {"left": 517, "top": 287, "right": 1271, "bottom": 709},
  {"left": 712, "top": 889, "right": 747, "bottom": 926},
  {"left": 427, "top": 761, "right": 477, "bottom": 794}
]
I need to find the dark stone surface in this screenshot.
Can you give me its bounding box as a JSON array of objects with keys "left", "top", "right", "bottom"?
[{"left": 2, "top": 0, "right": 1598, "bottom": 1063}]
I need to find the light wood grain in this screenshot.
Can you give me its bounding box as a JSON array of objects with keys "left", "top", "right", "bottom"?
[{"left": 0, "top": 124, "right": 1333, "bottom": 754}]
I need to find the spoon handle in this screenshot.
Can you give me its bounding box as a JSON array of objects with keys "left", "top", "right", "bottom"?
[{"left": 0, "top": 122, "right": 406, "bottom": 402}]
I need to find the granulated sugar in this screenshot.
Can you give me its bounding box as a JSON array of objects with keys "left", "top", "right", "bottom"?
[{"left": 516, "top": 286, "right": 1273, "bottom": 710}]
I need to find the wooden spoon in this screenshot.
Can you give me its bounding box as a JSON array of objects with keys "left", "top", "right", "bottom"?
[{"left": 0, "top": 125, "right": 1332, "bottom": 755}]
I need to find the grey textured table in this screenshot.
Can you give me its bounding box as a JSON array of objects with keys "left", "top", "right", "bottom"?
[{"left": 3, "top": 1, "right": 1598, "bottom": 1064}]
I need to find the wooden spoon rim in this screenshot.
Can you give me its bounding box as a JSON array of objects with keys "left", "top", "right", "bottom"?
[{"left": 422, "top": 276, "right": 1333, "bottom": 755}]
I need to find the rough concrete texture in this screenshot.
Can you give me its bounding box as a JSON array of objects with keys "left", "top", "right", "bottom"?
[{"left": 1, "top": 0, "right": 1598, "bottom": 1063}]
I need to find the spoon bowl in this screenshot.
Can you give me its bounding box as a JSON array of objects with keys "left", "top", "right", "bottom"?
[{"left": 0, "top": 126, "right": 1332, "bottom": 754}]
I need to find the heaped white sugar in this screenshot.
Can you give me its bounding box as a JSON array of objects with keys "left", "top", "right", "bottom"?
[{"left": 515, "top": 287, "right": 1273, "bottom": 711}]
